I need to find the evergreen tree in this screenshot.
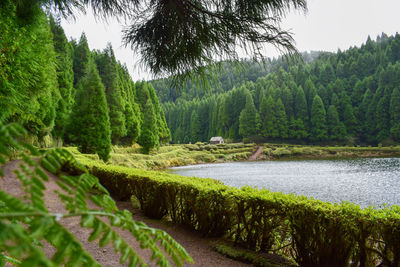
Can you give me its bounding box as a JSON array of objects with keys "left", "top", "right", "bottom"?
[
  {"left": 190, "top": 110, "right": 201, "bottom": 143},
  {"left": 289, "top": 117, "right": 308, "bottom": 140},
  {"left": 138, "top": 100, "right": 159, "bottom": 153},
  {"left": 239, "top": 93, "right": 260, "bottom": 138},
  {"left": 294, "top": 86, "right": 308, "bottom": 121},
  {"left": 310, "top": 95, "right": 327, "bottom": 142},
  {"left": 375, "top": 88, "right": 391, "bottom": 142},
  {"left": 326, "top": 105, "right": 346, "bottom": 140},
  {"left": 343, "top": 104, "right": 358, "bottom": 136},
  {"left": 389, "top": 87, "right": 400, "bottom": 125},
  {"left": 275, "top": 98, "right": 288, "bottom": 138},
  {"left": 50, "top": 16, "right": 74, "bottom": 140},
  {"left": 95, "top": 44, "right": 126, "bottom": 144},
  {"left": 148, "top": 84, "right": 171, "bottom": 143},
  {"left": 261, "top": 96, "right": 278, "bottom": 138},
  {"left": 68, "top": 61, "right": 111, "bottom": 161},
  {"left": 390, "top": 87, "right": 400, "bottom": 141},
  {"left": 304, "top": 79, "right": 317, "bottom": 114},
  {"left": 73, "top": 33, "right": 91, "bottom": 85}
]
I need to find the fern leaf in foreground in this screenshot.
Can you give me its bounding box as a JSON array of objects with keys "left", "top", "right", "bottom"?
[{"left": 0, "top": 123, "right": 193, "bottom": 266}]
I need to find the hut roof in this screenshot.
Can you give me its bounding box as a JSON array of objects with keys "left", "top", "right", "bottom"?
[{"left": 210, "top": 136, "right": 224, "bottom": 142}]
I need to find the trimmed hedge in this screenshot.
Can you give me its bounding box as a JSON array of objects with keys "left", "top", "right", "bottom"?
[{"left": 74, "top": 159, "right": 400, "bottom": 267}]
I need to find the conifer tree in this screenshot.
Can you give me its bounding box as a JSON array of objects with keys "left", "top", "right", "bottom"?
[
  {"left": 289, "top": 117, "right": 308, "bottom": 140},
  {"left": 50, "top": 16, "right": 74, "bottom": 140},
  {"left": 310, "top": 95, "right": 327, "bottom": 142},
  {"left": 261, "top": 96, "right": 278, "bottom": 138},
  {"left": 190, "top": 110, "right": 201, "bottom": 143},
  {"left": 304, "top": 79, "right": 317, "bottom": 114},
  {"left": 294, "top": 86, "right": 308, "bottom": 121},
  {"left": 148, "top": 84, "right": 171, "bottom": 143},
  {"left": 138, "top": 100, "right": 159, "bottom": 153},
  {"left": 68, "top": 61, "right": 111, "bottom": 161},
  {"left": 326, "top": 105, "right": 346, "bottom": 140},
  {"left": 72, "top": 33, "right": 91, "bottom": 85},
  {"left": 275, "top": 98, "right": 288, "bottom": 138},
  {"left": 239, "top": 93, "right": 260, "bottom": 138},
  {"left": 259, "top": 95, "right": 268, "bottom": 124},
  {"left": 389, "top": 87, "right": 400, "bottom": 125},
  {"left": 390, "top": 87, "right": 400, "bottom": 141},
  {"left": 95, "top": 44, "right": 126, "bottom": 144},
  {"left": 343, "top": 104, "right": 358, "bottom": 136}
]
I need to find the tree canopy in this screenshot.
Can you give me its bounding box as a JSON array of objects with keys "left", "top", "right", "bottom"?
[{"left": 14, "top": 0, "right": 307, "bottom": 77}]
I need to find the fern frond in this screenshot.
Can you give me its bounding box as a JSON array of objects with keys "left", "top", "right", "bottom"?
[{"left": 0, "top": 122, "right": 193, "bottom": 266}]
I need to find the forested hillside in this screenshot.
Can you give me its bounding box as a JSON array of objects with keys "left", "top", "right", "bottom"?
[
  {"left": 161, "top": 34, "right": 400, "bottom": 145},
  {"left": 151, "top": 51, "right": 322, "bottom": 103},
  {"left": 0, "top": 0, "right": 170, "bottom": 159}
]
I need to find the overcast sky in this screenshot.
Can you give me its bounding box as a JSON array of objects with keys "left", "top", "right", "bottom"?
[{"left": 61, "top": 0, "right": 400, "bottom": 81}]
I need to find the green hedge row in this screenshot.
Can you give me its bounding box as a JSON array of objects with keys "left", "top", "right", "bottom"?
[{"left": 73, "top": 159, "right": 400, "bottom": 267}]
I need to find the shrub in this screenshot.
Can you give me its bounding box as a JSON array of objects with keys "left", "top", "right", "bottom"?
[{"left": 74, "top": 159, "right": 400, "bottom": 266}]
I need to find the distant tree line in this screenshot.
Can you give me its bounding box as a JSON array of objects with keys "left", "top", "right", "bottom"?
[
  {"left": 0, "top": 0, "right": 170, "bottom": 159},
  {"left": 151, "top": 51, "right": 322, "bottom": 103},
  {"left": 161, "top": 33, "right": 400, "bottom": 145}
]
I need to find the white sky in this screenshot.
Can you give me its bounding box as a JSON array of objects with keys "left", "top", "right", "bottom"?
[{"left": 61, "top": 0, "right": 400, "bottom": 81}]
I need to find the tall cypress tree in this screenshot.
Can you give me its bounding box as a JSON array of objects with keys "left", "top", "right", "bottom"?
[
  {"left": 261, "top": 96, "right": 278, "bottom": 138},
  {"left": 239, "top": 93, "right": 260, "bottom": 138},
  {"left": 95, "top": 44, "right": 126, "bottom": 144},
  {"left": 304, "top": 79, "right": 317, "bottom": 115},
  {"left": 148, "top": 84, "right": 171, "bottom": 143},
  {"left": 275, "top": 98, "right": 288, "bottom": 139},
  {"left": 326, "top": 105, "right": 346, "bottom": 140},
  {"left": 390, "top": 87, "right": 400, "bottom": 141},
  {"left": 138, "top": 100, "right": 159, "bottom": 153},
  {"left": 190, "top": 110, "right": 201, "bottom": 143},
  {"left": 375, "top": 87, "right": 391, "bottom": 142},
  {"left": 68, "top": 61, "right": 111, "bottom": 161},
  {"left": 310, "top": 95, "right": 327, "bottom": 142},
  {"left": 294, "top": 86, "right": 308, "bottom": 121},
  {"left": 342, "top": 103, "right": 357, "bottom": 136},
  {"left": 73, "top": 33, "right": 90, "bottom": 86},
  {"left": 50, "top": 16, "right": 74, "bottom": 140}
]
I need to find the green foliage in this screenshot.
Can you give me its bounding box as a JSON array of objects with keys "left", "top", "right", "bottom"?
[
  {"left": 72, "top": 154, "right": 400, "bottom": 267},
  {"left": 214, "top": 243, "right": 292, "bottom": 267},
  {"left": 67, "top": 61, "right": 111, "bottom": 161},
  {"left": 49, "top": 16, "right": 74, "bottom": 140},
  {"left": 310, "top": 95, "right": 327, "bottom": 142},
  {"left": 326, "top": 105, "right": 346, "bottom": 141},
  {"left": 72, "top": 33, "right": 91, "bottom": 86},
  {"left": 161, "top": 34, "right": 400, "bottom": 146},
  {"left": 0, "top": 1, "right": 59, "bottom": 137},
  {"left": 274, "top": 99, "right": 289, "bottom": 139},
  {"left": 0, "top": 123, "right": 192, "bottom": 266},
  {"left": 138, "top": 100, "right": 159, "bottom": 153},
  {"left": 190, "top": 110, "right": 201, "bottom": 143},
  {"left": 239, "top": 92, "right": 260, "bottom": 138},
  {"left": 95, "top": 44, "right": 127, "bottom": 144}
]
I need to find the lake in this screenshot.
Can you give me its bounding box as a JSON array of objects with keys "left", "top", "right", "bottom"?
[{"left": 170, "top": 158, "right": 400, "bottom": 208}]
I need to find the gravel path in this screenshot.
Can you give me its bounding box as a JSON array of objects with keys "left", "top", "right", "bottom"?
[{"left": 0, "top": 160, "right": 250, "bottom": 267}]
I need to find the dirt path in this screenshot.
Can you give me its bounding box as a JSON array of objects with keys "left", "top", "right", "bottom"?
[
  {"left": 0, "top": 160, "right": 249, "bottom": 267},
  {"left": 249, "top": 146, "right": 264, "bottom": 160}
]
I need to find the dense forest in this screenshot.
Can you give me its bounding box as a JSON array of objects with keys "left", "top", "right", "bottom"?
[
  {"left": 0, "top": 0, "right": 170, "bottom": 159},
  {"left": 159, "top": 33, "right": 400, "bottom": 145}
]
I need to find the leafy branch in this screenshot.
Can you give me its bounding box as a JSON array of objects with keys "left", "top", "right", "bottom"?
[{"left": 0, "top": 123, "right": 193, "bottom": 266}]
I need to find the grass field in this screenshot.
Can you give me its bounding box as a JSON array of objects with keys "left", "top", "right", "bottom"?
[{"left": 65, "top": 142, "right": 400, "bottom": 170}]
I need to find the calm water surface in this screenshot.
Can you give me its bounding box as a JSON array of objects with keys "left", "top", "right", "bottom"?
[{"left": 170, "top": 158, "right": 400, "bottom": 208}]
